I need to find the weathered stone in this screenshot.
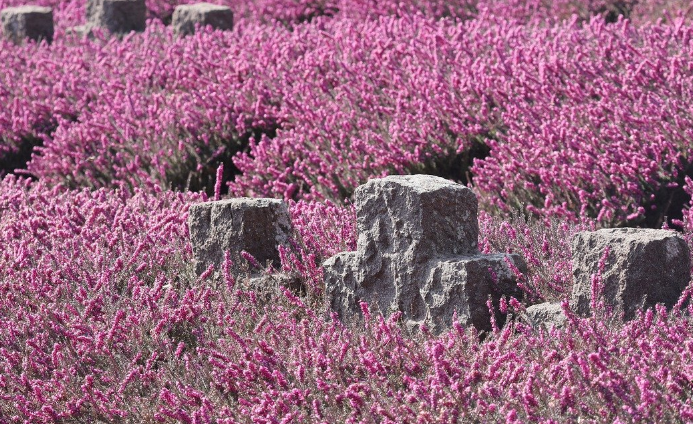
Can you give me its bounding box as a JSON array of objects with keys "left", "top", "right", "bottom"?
[
  {"left": 1, "top": 6, "right": 53, "bottom": 44},
  {"left": 525, "top": 302, "right": 567, "bottom": 330},
  {"left": 86, "top": 0, "right": 146, "bottom": 34},
  {"left": 571, "top": 228, "right": 690, "bottom": 320},
  {"left": 355, "top": 174, "right": 479, "bottom": 260},
  {"left": 172, "top": 3, "right": 233, "bottom": 36},
  {"left": 324, "top": 251, "right": 361, "bottom": 317},
  {"left": 323, "top": 175, "right": 524, "bottom": 334},
  {"left": 188, "top": 198, "right": 292, "bottom": 276},
  {"left": 326, "top": 252, "right": 525, "bottom": 334},
  {"left": 245, "top": 272, "right": 303, "bottom": 303},
  {"left": 423, "top": 254, "right": 525, "bottom": 332},
  {"left": 65, "top": 24, "right": 95, "bottom": 38}
]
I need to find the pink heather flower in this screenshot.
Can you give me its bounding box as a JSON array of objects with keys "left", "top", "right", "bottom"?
[
  {"left": 359, "top": 301, "right": 371, "bottom": 321},
  {"left": 241, "top": 251, "right": 261, "bottom": 269},
  {"left": 0, "top": 9, "right": 693, "bottom": 424},
  {"left": 214, "top": 163, "right": 224, "bottom": 201}
]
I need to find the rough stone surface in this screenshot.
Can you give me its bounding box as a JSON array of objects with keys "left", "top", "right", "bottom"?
[
  {"left": 525, "top": 302, "right": 567, "bottom": 330},
  {"left": 65, "top": 24, "right": 95, "bottom": 38},
  {"left": 86, "top": 0, "right": 146, "bottom": 34},
  {"left": 172, "top": 3, "right": 233, "bottom": 36},
  {"left": 1, "top": 6, "right": 53, "bottom": 44},
  {"left": 188, "top": 198, "right": 292, "bottom": 276},
  {"left": 571, "top": 228, "right": 690, "bottom": 320},
  {"left": 355, "top": 174, "right": 479, "bottom": 260},
  {"left": 324, "top": 175, "right": 525, "bottom": 334},
  {"left": 245, "top": 273, "right": 304, "bottom": 303}
]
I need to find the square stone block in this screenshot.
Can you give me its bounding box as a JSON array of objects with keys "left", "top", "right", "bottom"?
[
  {"left": 355, "top": 175, "right": 479, "bottom": 262},
  {"left": 1, "top": 6, "right": 53, "bottom": 44},
  {"left": 172, "top": 3, "right": 233, "bottom": 36},
  {"left": 571, "top": 228, "right": 690, "bottom": 320},
  {"left": 87, "top": 0, "right": 146, "bottom": 34},
  {"left": 188, "top": 198, "right": 292, "bottom": 276},
  {"left": 323, "top": 175, "right": 525, "bottom": 334}
]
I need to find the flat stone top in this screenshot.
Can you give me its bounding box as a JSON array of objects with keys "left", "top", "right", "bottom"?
[
  {"left": 175, "top": 2, "right": 232, "bottom": 12},
  {"left": 1, "top": 5, "right": 52, "bottom": 14},
  {"left": 577, "top": 228, "right": 683, "bottom": 242},
  {"left": 360, "top": 174, "right": 469, "bottom": 193},
  {"left": 190, "top": 197, "right": 284, "bottom": 209}
]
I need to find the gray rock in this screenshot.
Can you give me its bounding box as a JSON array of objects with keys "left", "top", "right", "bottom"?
[
  {"left": 65, "top": 24, "right": 95, "bottom": 39},
  {"left": 172, "top": 3, "right": 233, "bottom": 36},
  {"left": 355, "top": 175, "right": 479, "bottom": 260},
  {"left": 323, "top": 175, "right": 524, "bottom": 334},
  {"left": 329, "top": 252, "right": 525, "bottom": 333},
  {"left": 1, "top": 6, "right": 53, "bottom": 44},
  {"left": 324, "top": 251, "right": 360, "bottom": 318},
  {"left": 571, "top": 228, "right": 690, "bottom": 320},
  {"left": 188, "top": 198, "right": 292, "bottom": 276},
  {"left": 86, "top": 0, "right": 146, "bottom": 34},
  {"left": 422, "top": 253, "right": 525, "bottom": 333},
  {"left": 245, "top": 272, "right": 304, "bottom": 303},
  {"left": 525, "top": 302, "right": 567, "bottom": 330}
]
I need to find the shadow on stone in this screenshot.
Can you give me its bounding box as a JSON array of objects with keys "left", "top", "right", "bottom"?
[{"left": 1, "top": 6, "right": 53, "bottom": 45}]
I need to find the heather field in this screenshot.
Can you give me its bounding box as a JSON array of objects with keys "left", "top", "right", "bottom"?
[{"left": 2, "top": 0, "right": 693, "bottom": 422}]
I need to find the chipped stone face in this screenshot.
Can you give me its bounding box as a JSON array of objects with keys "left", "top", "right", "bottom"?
[
  {"left": 172, "top": 3, "right": 233, "bottom": 36},
  {"left": 323, "top": 252, "right": 359, "bottom": 317},
  {"left": 323, "top": 175, "right": 525, "bottom": 334},
  {"left": 525, "top": 302, "right": 567, "bottom": 330},
  {"left": 421, "top": 253, "right": 525, "bottom": 332},
  {"left": 571, "top": 228, "right": 690, "bottom": 320},
  {"left": 1, "top": 6, "right": 53, "bottom": 44},
  {"left": 355, "top": 174, "right": 479, "bottom": 261},
  {"left": 86, "top": 0, "right": 146, "bottom": 34},
  {"left": 188, "top": 198, "right": 292, "bottom": 276}
]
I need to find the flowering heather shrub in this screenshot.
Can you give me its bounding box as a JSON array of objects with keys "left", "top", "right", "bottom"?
[
  {"left": 275, "top": 200, "right": 356, "bottom": 295},
  {"left": 229, "top": 15, "right": 502, "bottom": 201},
  {"left": 3, "top": 12, "right": 693, "bottom": 226},
  {"left": 229, "top": 16, "right": 693, "bottom": 228},
  {"left": 0, "top": 176, "right": 198, "bottom": 419},
  {"left": 3, "top": 22, "right": 286, "bottom": 193},
  {"left": 3, "top": 0, "right": 693, "bottom": 421},
  {"left": 288, "top": 200, "right": 355, "bottom": 259},
  {"left": 473, "top": 17, "right": 693, "bottom": 227},
  {"left": 478, "top": 211, "right": 591, "bottom": 304},
  {"left": 0, "top": 176, "right": 692, "bottom": 421},
  {"left": 0, "top": 37, "right": 86, "bottom": 175},
  {"left": 0, "top": 0, "right": 690, "bottom": 29}
]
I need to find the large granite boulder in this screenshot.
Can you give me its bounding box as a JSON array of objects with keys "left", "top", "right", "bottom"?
[{"left": 324, "top": 175, "right": 525, "bottom": 334}]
